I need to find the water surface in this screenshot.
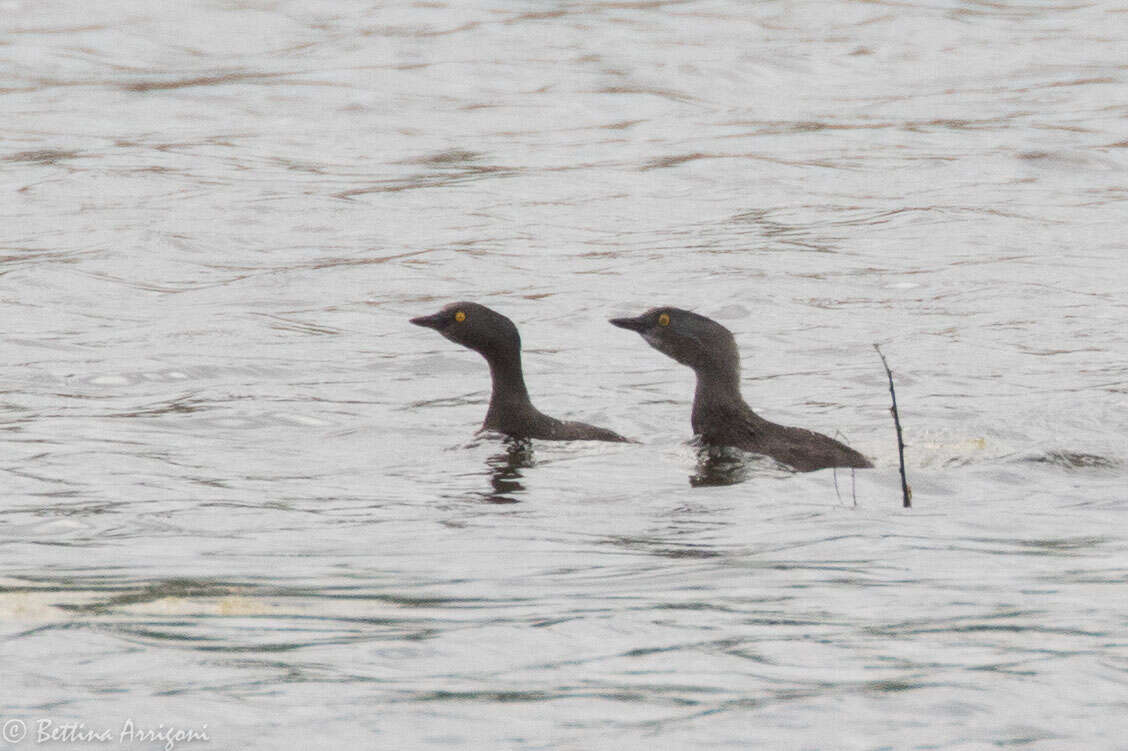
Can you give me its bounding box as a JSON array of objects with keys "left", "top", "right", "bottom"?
[{"left": 2, "top": 1, "right": 1127, "bottom": 749}]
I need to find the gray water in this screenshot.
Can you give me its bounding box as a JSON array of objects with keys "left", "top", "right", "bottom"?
[{"left": 3, "top": 1, "right": 1128, "bottom": 749}]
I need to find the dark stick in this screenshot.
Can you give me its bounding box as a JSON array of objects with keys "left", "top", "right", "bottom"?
[{"left": 874, "top": 344, "right": 911, "bottom": 509}]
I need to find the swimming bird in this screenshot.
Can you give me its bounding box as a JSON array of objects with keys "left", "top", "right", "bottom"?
[
  {"left": 609, "top": 307, "right": 871, "bottom": 471},
  {"left": 411, "top": 302, "right": 628, "bottom": 442}
]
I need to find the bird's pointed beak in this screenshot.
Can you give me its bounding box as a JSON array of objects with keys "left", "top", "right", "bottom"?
[
  {"left": 410, "top": 312, "right": 445, "bottom": 330},
  {"left": 609, "top": 315, "right": 648, "bottom": 333}
]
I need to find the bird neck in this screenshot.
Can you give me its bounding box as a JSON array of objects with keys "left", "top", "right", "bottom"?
[
  {"left": 691, "top": 366, "right": 750, "bottom": 433},
  {"left": 483, "top": 350, "right": 537, "bottom": 429}
]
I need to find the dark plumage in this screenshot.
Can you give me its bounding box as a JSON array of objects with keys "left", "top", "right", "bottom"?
[
  {"left": 610, "top": 307, "right": 871, "bottom": 472},
  {"left": 411, "top": 302, "right": 628, "bottom": 442}
]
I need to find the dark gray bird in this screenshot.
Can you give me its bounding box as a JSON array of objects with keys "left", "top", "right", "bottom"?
[
  {"left": 610, "top": 307, "right": 870, "bottom": 472},
  {"left": 411, "top": 302, "right": 628, "bottom": 442}
]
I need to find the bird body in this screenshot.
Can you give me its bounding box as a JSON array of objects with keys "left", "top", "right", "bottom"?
[
  {"left": 611, "top": 307, "right": 870, "bottom": 472},
  {"left": 411, "top": 302, "right": 627, "bottom": 442}
]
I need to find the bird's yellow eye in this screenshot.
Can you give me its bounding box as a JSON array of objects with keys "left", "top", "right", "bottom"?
[
  {"left": 454, "top": 310, "right": 466, "bottom": 323},
  {"left": 658, "top": 313, "right": 670, "bottom": 327}
]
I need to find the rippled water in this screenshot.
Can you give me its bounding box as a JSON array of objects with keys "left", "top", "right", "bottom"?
[{"left": 3, "top": 1, "right": 1127, "bottom": 749}]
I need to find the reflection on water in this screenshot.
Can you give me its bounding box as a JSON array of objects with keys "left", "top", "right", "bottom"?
[
  {"left": 480, "top": 442, "right": 535, "bottom": 504},
  {"left": 689, "top": 444, "right": 765, "bottom": 488},
  {"left": 3, "top": 0, "right": 1128, "bottom": 748}
]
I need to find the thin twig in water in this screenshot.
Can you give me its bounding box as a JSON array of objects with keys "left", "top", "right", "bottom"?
[
  {"left": 874, "top": 344, "right": 911, "bottom": 509},
  {"left": 832, "top": 433, "right": 859, "bottom": 507}
]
